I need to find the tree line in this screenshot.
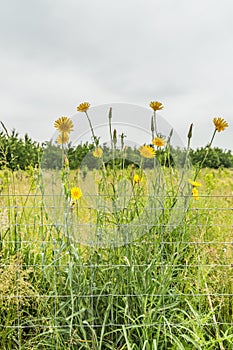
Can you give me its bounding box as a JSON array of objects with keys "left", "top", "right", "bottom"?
[{"left": 1, "top": 125, "right": 233, "bottom": 170}]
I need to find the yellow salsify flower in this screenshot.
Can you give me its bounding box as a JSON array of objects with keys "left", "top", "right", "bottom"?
[
  {"left": 188, "top": 179, "right": 202, "bottom": 187},
  {"left": 57, "top": 132, "right": 69, "bottom": 145},
  {"left": 54, "top": 116, "right": 74, "bottom": 133},
  {"left": 71, "top": 186, "right": 82, "bottom": 200},
  {"left": 152, "top": 137, "right": 166, "bottom": 147},
  {"left": 213, "top": 117, "right": 228, "bottom": 132},
  {"left": 92, "top": 147, "right": 103, "bottom": 158},
  {"left": 192, "top": 187, "right": 199, "bottom": 200},
  {"left": 133, "top": 174, "right": 140, "bottom": 183},
  {"left": 149, "top": 101, "right": 164, "bottom": 111},
  {"left": 77, "top": 102, "right": 90, "bottom": 112},
  {"left": 139, "top": 145, "right": 156, "bottom": 158}
]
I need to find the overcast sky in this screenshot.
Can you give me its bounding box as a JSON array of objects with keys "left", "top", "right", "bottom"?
[{"left": 1, "top": 0, "right": 233, "bottom": 150}]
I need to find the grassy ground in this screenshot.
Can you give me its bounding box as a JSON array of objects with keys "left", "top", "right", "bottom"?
[{"left": 0, "top": 167, "right": 233, "bottom": 349}]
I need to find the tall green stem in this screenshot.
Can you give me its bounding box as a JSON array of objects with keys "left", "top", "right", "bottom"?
[
  {"left": 151, "top": 116, "right": 155, "bottom": 141},
  {"left": 153, "top": 111, "right": 158, "bottom": 137},
  {"left": 194, "top": 129, "right": 217, "bottom": 180},
  {"left": 85, "top": 111, "right": 98, "bottom": 146},
  {"left": 108, "top": 107, "right": 113, "bottom": 150}
]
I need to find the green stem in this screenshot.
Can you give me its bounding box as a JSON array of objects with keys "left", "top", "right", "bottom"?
[
  {"left": 153, "top": 111, "right": 158, "bottom": 137},
  {"left": 85, "top": 111, "right": 98, "bottom": 146},
  {"left": 108, "top": 107, "right": 113, "bottom": 150},
  {"left": 151, "top": 115, "right": 155, "bottom": 141},
  {"left": 194, "top": 128, "right": 217, "bottom": 180},
  {"left": 177, "top": 131, "right": 192, "bottom": 190}
]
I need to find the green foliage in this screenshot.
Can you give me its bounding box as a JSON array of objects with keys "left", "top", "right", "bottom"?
[
  {"left": 1, "top": 123, "right": 233, "bottom": 170},
  {"left": 0, "top": 168, "right": 233, "bottom": 348},
  {"left": 68, "top": 142, "right": 95, "bottom": 169},
  {"left": 41, "top": 140, "right": 63, "bottom": 169},
  {"left": 0, "top": 123, "right": 42, "bottom": 170},
  {"left": 190, "top": 147, "right": 233, "bottom": 169}
]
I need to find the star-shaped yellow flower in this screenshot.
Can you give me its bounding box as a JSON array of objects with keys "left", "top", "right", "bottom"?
[
  {"left": 213, "top": 117, "right": 228, "bottom": 132},
  {"left": 77, "top": 102, "right": 90, "bottom": 112},
  {"left": 54, "top": 116, "right": 74, "bottom": 133},
  {"left": 149, "top": 101, "right": 164, "bottom": 111},
  {"left": 133, "top": 174, "right": 140, "bottom": 183},
  {"left": 152, "top": 137, "right": 166, "bottom": 147},
  {"left": 92, "top": 147, "right": 103, "bottom": 158},
  {"left": 192, "top": 187, "right": 199, "bottom": 200},
  {"left": 188, "top": 179, "right": 202, "bottom": 187},
  {"left": 57, "top": 132, "right": 69, "bottom": 145},
  {"left": 139, "top": 145, "right": 156, "bottom": 158},
  {"left": 71, "top": 187, "right": 82, "bottom": 200}
]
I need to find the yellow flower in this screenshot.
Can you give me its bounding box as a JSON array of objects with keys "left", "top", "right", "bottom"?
[
  {"left": 54, "top": 116, "right": 74, "bottom": 133},
  {"left": 213, "top": 117, "right": 228, "bottom": 132},
  {"left": 188, "top": 179, "right": 202, "bottom": 187},
  {"left": 93, "top": 147, "right": 103, "bottom": 158},
  {"left": 192, "top": 187, "right": 199, "bottom": 200},
  {"left": 139, "top": 145, "right": 156, "bottom": 158},
  {"left": 77, "top": 102, "right": 90, "bottom": 112},
  {"left": 71, "top": 186, "right": 82, "bottom": 201},
  {"left": 152, "top": 137, "right": 166, "bottom": 147},
  {"left": 57, "top": 132, "right": 69, "bottom": 145},
  {"left": 133, "top": 174, "right": 140, "bottom": 183},
  {"left": 149, "top": 101, "right": 164, "bottom": 111}
]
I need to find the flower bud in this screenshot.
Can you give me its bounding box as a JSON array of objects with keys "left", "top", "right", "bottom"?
[
  {"left": 113, "top": 129, "right": 117, "bottom": 145},
  {"left": 108, "top": 107, "right": 112, "bottom": 119},
  {"left": 187, "top": 123, "right": 193, "bottom": 140}
]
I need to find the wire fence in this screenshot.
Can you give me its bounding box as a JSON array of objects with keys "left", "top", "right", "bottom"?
[{"left": 0, "top": 191, "right": 233, "bottom": 349}]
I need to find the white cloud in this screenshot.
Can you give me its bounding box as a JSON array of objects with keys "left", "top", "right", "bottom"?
[{"left": 0, "top": 0, "right": 232, "bottom": 149}]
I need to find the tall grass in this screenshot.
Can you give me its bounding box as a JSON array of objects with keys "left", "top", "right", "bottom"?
[
  {"left": 1, "top": 105, "right": 232, "bottom": 349},
  {"left": 0, "top": 168, "right": 233, "bottom": 349}
]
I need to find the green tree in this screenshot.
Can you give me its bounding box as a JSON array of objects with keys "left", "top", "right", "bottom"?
[
  {"left": 190, "top": 147, "right": 221, "bottom": 169},
  {"left": 0, "top": 123, "right": 42, "bottom": 170}
]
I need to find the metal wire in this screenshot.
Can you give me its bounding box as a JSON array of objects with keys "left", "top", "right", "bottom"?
[{"left": 0, "top": 193, "right": 233, "bottom": 348}]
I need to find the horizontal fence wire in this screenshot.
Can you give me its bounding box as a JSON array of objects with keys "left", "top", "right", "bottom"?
[{"left": 0, "top": 191, "right": 233, "bottom": 349}]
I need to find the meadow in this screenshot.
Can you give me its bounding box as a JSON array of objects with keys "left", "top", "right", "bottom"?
[
  {"left": 0, "top": 167, "right": 233, "bottom": 350},
  {"left": 0, "top": 103, "right": 233, "bottom": 349}
]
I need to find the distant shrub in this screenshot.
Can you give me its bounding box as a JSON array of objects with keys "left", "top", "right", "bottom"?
[
  {"left": 0, "top": 123, "right": 42, "bottom": 170},
  {"left": 190, "top": 147, "right": 233, "bottom": 169},
  {"left": 1, "top": 122, "right": 233, "bottom": 170}
]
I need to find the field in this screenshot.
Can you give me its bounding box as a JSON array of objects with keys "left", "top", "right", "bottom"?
[{"left": 0, "top": 167, "right": 233, "bottom": 349}]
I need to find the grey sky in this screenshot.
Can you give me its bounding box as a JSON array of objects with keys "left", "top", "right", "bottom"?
[{"left": 1, "top": 0, "right": 232, "bottom": 150}]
